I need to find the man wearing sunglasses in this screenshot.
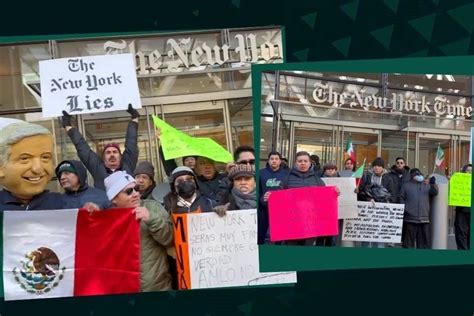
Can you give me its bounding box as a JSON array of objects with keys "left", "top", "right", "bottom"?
[
  {"left": 387, "top": 157, "right": 411, "bottom": 204},
  {"left": 104, "top": 171, "right": 174, "bottom": 292}
]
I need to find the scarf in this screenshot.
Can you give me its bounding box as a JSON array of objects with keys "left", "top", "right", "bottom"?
[
  {"left": 231, "top": 187, "right": 257, "bottom": 210},
  {"left": 177, "top": 193, "right": 197, "bottom": 209}
]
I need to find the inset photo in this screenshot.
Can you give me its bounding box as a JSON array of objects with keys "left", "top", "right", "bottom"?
[{"left": 259, "top": 69, "right": 472, "bottom": 251}]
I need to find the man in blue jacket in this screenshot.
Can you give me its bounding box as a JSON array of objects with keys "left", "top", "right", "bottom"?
[
  {"left": 55, "top": 160, "right": 111, "bottom": 210},
  {"left": 259, "top": 151, "right": 289, "bottom": 244}
]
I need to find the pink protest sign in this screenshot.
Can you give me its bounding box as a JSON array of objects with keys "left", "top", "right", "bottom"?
[{"left": 268, "top": 186, "right": 338, "bottom": 242}]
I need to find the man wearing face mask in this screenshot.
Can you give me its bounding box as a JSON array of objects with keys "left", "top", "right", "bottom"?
[
  {"left": 163, "top": 166, "right": 214, "bottom": 214},
  {"left": 400, "top": 168, "right": 438, "bottom": 249}
]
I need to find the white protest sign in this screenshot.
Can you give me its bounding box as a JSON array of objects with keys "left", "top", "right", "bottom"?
[
  {"left": 181, "top": 209, "right": 296, "bottom": 289},
  {"left": 342, "top": 202, "right": 404, "bottom": 243},
  {"left": 39, "top": 54, "right": 141, "bottom": 118},
  {"left": 322, "top": 177, "right": 358, "bottom": 219}
]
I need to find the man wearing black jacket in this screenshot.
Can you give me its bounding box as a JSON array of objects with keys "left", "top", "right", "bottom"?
[{"left": 61, "top": 104, "right": 140, "bottom": 191}]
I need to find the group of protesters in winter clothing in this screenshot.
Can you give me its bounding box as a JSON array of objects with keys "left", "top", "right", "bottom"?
[
  {"left": 17, "top": 108, "right": 257, "bottom": 292},
  {"left": 259, "top": 149, "right": 470, "bottom": 250}
]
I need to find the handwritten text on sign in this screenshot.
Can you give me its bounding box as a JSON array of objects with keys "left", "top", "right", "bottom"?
[
  {"left": 342, "top": 202, "right": 404, "bottom": 243},
  {"left": 39, "top": 54, "right": 141, "bottom": 118},
  {"left": 321, "top": 177, "right": 358, "bottom": 219},
  {"left": 268, "top": 186, "right": 338, "bottom": 242},
  {"left": 172, "top": 209, "right": 296, "bottom": 289},
  {"left": 448, "top": 172, "right": 471, "bottom": 207}
]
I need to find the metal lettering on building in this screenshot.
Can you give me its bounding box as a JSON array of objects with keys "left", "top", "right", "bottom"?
[
  {"left": 103, "top": 33, "right": 283, "bottom": 75},
  {"left": 312, "top": 82, "right": 472, "bottom": 118}
]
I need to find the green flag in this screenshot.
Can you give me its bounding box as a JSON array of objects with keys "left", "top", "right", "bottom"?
[
  {"left": 152, "top": 115, "right": 233, "bottom": 163},
  {"left": 352, "top": 158, "right": 366, "bottom": 178}
]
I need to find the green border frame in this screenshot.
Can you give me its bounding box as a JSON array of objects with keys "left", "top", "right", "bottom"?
[{"left": 251, "top": 56, "right": 474, "bottom": 272}]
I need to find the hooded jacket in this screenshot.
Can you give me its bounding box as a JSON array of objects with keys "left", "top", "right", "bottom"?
[
  {"left": 55, "top": 160, "right": 111, "bottom": 210},
  {"left": 139, "top": 199, "right": 174, "bottom": 291},
  {"left": 387, "top": 165, "right": 411, "bottom": 203},
  {"left": 66, "top": 121, "right": 139, "bottom": 191},
  {"left": 285, "top": 167, "right": 326, "bottom": 189},
  {"left": 358, "top": 168, "right": 396, "bottom": 203},
  {"left": 259, "top": 164, "right": 289, "bottom": 207},
  {"left": 400, "top": 180, "right": 438, "bottom": 223}
]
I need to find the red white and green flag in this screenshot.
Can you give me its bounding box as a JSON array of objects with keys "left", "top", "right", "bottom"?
[
  {"left": 345, "top": 136, "right": 356, "bottom": 162},
  {"left": 3, "top": 208, "right": 141, "bottom": 301},
  {"left": 435, "top": 145, "right": 445, "bottom": 169},
  {"left": 352, "top": 158, "right": 366, "bottom": 178}
]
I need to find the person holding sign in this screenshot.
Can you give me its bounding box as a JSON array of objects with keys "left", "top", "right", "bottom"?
[
  {"left": 282, "top": 151, "right": 327, "bottom": 246},
  {"left": 400, "top": 168, "right": 438, "bottom": 249},
  {"left": 454, "top": 164, "right": 472, "bottom": 250},
  {"left": 104, "top": 171, "right": 174, "bottom": 291},
  {"left": 61, "top": 104, "right": 140, "bottom": 191}
]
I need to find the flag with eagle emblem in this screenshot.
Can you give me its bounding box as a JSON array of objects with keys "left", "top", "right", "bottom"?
[{"left": 3, "top": 208, "right": 141, "bottom": 301}]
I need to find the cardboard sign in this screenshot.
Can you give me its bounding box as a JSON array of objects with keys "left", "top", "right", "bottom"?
[
  {"left": 268, "top": 186, "right": 338, "bottom": 242},
  {"left": 449, "top": 172, "right": 471, "bottom": 207},
  {"left": 172, "top": 209, "right": 296, "bottom": 290},
  {"left": 39, "top": 54, "right": 141, "bottom": 118},
  {"left": 342, "top": 202, "right": 404, "bottom": 243},
  {"left": 321, "top": 177, "right": 358, "bottom": 219}
]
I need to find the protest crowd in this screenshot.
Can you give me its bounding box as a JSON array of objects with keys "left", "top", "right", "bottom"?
[
  {"left": 259, "top": 150, "right": 471, "bottom": 250},
  {"left": 0, "top": 108, "right": 258, "bottom": 292}
]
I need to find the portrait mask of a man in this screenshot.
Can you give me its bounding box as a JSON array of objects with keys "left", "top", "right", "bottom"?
[{"left": 0, "top": 118, "right": 54, "bottom": 202}]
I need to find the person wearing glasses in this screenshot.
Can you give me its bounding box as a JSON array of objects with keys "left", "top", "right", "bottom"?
[
  {"left": 387, "top": 157, "right": 411, "bottom": 204},
  {"left": 55, "top": 160, "right": 111, "bottom": 209},
  {"left": 104, "top": 170, "right": 174, "bottom": 291}
]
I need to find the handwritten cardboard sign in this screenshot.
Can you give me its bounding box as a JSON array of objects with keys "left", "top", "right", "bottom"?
[
  {"left": 268, "top": 186, "right": 338, "bottom": 242},
  {"left": 342, "top": 202, "right": 404, "bottom": 243},
  {"left": 172, "top": 209, "right": 296, "bottom": 290},
  {"left": 152, "top": 115, "right": 233, "bottom": 163},
  {"left": 321, "top": 177, "right": 358, "bottom": 219},
  {"left": 39, "top": 54, "right": 141, "bottom": 118},
  {"left": 448, "top": 172, "right": 471, "bottom": 207}
]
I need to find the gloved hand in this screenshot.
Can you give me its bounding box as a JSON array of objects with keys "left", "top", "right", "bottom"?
[
  {"left": 429, "top": 176, "right": 436, "bottom": 185},
  {"left": 213, "top": 203, "right": 230, "bottom": 217},
  {"left": 61, "top": 111, "right": 73, "bottom": 128},
  {"left": 127, "top": 104, "right": 140, "bottom": 119}
]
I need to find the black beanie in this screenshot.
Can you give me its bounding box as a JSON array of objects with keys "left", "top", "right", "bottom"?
[{"left": 372, "top": 157, "right": 385, "bottom": 168}]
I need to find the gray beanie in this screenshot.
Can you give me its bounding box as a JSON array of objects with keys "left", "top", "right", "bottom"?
[{"left": 133, "top": 161, "right": 155, "bottom": 180}]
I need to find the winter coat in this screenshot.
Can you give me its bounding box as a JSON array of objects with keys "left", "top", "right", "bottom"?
[
  {"left": 0, "top": 190, "right": 63, "bottom": 211},
  {"left": 67, "top": 121, "right": 139, "bottom": 191},
  {"left": 259, "top": 164, "right": 289, "bottom": 207},
  {"left": 196, "top": 173, "right": 227, "bottom": 205},
  {"left": 386, "top": 165, "right": 411, "bottom": 203},
  {"left": 163, "top": 192, "right": 214, "bottom": 214},
  {"left": 285, "top": 167, "right": 326, "bottom": 189},
  {"left": 58, "top": 160, "right": 111, "bottom": 210},
  {"left": 139, "top": 199, "right": 174, "bottom": 291},
  {"left": 358, "top": 169, "right": 396, "bottom": 203},
  {"left": 400, "top": 180, "right": 438, "bottom": 223}
]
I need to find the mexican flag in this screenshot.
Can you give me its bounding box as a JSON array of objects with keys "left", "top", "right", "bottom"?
[
  {"left": 435, "top": 145, "right": 445, "bottom": 169},
  {"left": 345, "top": 136, "right": 356, "bottom": 162},
  {"left": 352, "top": 158, "right": 366, "bottom": 178},
  {"left": 3, "top": 208, "right": 141, "bottom": 301}
]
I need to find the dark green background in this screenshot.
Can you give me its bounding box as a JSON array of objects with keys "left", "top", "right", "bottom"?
[{"left": 2, "top": 0, "right": 474, "bottom": 314}]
